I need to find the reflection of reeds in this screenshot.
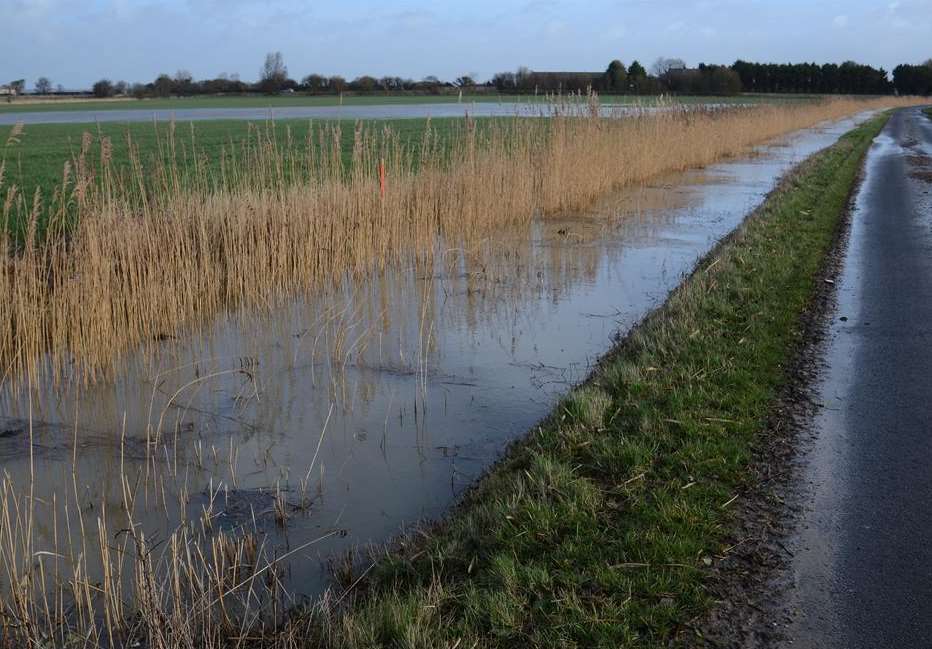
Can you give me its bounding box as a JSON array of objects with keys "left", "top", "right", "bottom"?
[
  {"left": 0, "top": 415, "right": 340, "bottom": 648},
  {"left": 1, "top": 96, "right": 922, "bottom": 391}
]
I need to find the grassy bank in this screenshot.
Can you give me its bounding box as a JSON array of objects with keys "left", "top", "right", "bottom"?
[
  {"left": 307, "top": 113, "right": 890, "bottom": 647},
  {"left": 0, "top": 108, "right": 893, "bottom": 647}
]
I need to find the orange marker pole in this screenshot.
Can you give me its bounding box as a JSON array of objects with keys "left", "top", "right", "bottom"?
[{"left": 378, "top": 158, "right": 386, "bottom": 199}]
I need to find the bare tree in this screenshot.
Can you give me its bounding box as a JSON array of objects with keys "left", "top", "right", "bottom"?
[
  {"left": 92, "top": 79, "right": 114, "bottom": 98},
  {"left": 651, "top": 57, "right": 687, "bottom": 76},
  {"left": 35, "top": 77, "right": 52, "bottom": 94},
  {"left": 260, "top": 51, "right": 288, "bottom": 94}
]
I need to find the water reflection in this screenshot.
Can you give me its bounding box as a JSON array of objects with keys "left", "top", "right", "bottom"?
[{"left": 0, "top": 113, "right": 872, "bottom": 600}]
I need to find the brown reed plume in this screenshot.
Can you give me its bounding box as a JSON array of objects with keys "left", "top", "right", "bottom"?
[{"left": 0, "top": 95, "right": 923, "bottom": 393}]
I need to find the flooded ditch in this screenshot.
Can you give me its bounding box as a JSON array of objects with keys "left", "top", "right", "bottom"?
[{"left": 0, "top": 113, "right": 874, "bottom": 610}]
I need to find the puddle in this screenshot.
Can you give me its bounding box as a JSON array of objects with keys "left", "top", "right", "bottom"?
[{"left": 0, "top": 112, "right": 875, "bottom": 601}]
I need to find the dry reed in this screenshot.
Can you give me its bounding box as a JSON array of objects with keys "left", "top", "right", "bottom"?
[
  {"left": 0, "top": 95, "right": 927, "bottom": 648},
  {"left": 0, "top": 95, "right": 924, "bottom": 391}
]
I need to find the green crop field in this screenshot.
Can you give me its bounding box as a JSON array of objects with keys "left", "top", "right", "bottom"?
[
  {"left": 0, "top": 92, "right": 809, "bottom": 115},
  {"left": 0, "top": 117, "right": 472, "bottom": 233}
]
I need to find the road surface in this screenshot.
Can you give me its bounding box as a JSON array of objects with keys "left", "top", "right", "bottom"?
[{"left": 777, "top": 106, "right": 932, "bottom": 647}]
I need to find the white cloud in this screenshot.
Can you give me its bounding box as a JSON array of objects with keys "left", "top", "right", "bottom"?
[{"left": 833, "top": 14, "right": 849, "bottom": 28}]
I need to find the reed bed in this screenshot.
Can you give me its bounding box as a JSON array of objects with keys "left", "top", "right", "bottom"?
[
  {"left": 0, "top": 98, "right": 925, "bottom": 648},
  {"left": 0, "top": 95, "right": 923, "bottom": 390}
]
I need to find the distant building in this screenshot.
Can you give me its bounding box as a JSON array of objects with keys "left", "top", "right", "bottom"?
[{"left": 0, "top": 85, "right": 17, "bottom": 96}]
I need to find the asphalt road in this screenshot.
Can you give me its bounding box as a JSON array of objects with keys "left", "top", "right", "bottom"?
[{"left": 778, "top": 106, "right": 932, "bottom": 647}]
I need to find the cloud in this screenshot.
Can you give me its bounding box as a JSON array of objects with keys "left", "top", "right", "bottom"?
[{"left": 3, "top": 0, "right": 931, "bottom": 88}]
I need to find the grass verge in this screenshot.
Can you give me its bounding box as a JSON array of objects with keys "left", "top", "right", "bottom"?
[{"left": 315, "top": 113, "right": 890, "bottom": 647}]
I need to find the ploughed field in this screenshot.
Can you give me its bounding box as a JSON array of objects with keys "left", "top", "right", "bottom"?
[{"left": 0, "top": 96, "right": 923, "bottom": 648}]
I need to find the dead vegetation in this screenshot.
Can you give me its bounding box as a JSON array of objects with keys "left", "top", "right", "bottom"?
[
  {"left": 1, "top": 95, "right": 924, "bottom": 392},
  {"left": 0, "top": 96, "right": 926, "bottom": 649}
]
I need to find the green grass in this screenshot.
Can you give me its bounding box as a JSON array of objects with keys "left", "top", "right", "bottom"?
[
  {"left": 1, "top": 117, "right": 439, "bottom": 193},
  {"left": 0, "top": 117, "right": 491, "bottom": 239},
  {"left": 0, "top": 93, "right": 806, "bottom": 115},
  {"left": 313, "top": 114, "right": 889, "bottom": 648}
]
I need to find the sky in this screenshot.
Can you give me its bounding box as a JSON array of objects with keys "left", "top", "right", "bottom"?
[{"left": 2, "top": 0, "right": 930, "bottom": 90}]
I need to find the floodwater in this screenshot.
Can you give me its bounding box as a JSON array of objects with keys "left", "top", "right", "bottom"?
[
  {"left": 0, "top": 112, "right": 874, "bottom": 606},
  {"left": 0, "top": 101, "right": 740, "bottom": 125}
]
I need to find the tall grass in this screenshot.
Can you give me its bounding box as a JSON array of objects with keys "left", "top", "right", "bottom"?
[
  {"left": 0, "top": 96, "right": 924, "bottom": 648},
  {"left": 0, "top": 95, "right": 923, "bottom": 390}
]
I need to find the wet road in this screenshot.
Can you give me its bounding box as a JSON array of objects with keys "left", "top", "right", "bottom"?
[{"left": 779, "top": 106, "right": 932, "bottom": 647}]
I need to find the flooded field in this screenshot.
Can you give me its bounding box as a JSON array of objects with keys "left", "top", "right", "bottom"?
[
  {"left": 0, "top": 112, "right": 874, "bottom": 611},
  {"left": 0, "top": 100, "right": 740, "bottom": 125}
]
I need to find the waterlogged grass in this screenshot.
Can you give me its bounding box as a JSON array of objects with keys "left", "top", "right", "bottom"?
[{"left": 317, "top": 114, "right": 890, "bottom": 647}]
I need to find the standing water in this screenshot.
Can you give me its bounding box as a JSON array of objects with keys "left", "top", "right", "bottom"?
[{"left": 0, "top": 112, "right": 874, "bottom": 605}]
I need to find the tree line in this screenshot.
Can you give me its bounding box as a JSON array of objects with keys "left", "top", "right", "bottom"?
[
  {"left": 13, "top": 52, "right": 932, "bottom": 101},
  {"left": 892, "top": 62, "right": 932, "bottom": 96},
  {"left": 732, "top": 60, "right": 893, "bottom": 94}
]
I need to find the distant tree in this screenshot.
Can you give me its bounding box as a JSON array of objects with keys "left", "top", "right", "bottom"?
[
  {"left": 92, "top": 79, "right": 114, "bottom": 98},
  {"left": 893, "top": 63, "right": 932, "bottom": 95},
  {"left": 652, "top": 57, "right": 686, "bottom": 76},
  {"left": 153, "top": 73, "right": 173, "bottom": 97},
  {"left": 130, "top": 83, "right": 149, "bottom": 99},
  {"left": 628, "top": 61, "right": 647, "bottom": 79},
  {"left": 328, "top": 76, "right": 347, "bottom": 93},
  {"left": 172, "top": 69, "right": 194, "bottom": 95},
  {"left": 455, "top": 75, "right": 476, "bottom": 87},
  {"left": 603, "top": 60, "right": 627, "bottom": 93},
  {"left": 10, "top": 79, "right": 26, "bottom": 94},
  {"left": 420, "top": 75, "right": 443, "bottom": 93},
  {"left": 113, "top": 80, "right": 128, "bottom": 95},
  {"left": 260, "top": 51, "right": 288, "bottom": 94},
  {"left": 626, "top": 60, "right": 647, "bottom": 92},
  {"left": 35, "top": 77, "right": 52, "bottom": 94},
  {"left": 350, "top": 75, "right": 378, "bottom": 91},
  {"left": 55, "top": 83, "right": 65, "bottom": 93},
  {"left": 492, "top": 71, "right": 517, "bottom": 91},
  {"left": 302, "top": 74, "right": 327, "bottom": 92},
  {"left": 515, "top": 67, "right": 534, "bottom": 91}
]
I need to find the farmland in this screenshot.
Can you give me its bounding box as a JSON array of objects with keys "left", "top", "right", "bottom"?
[
  {"left": 0, "top": 95, "right": 927, "bottom": 649},
  {"left": 0, "top": 91, "right": 812, "bottom": 114}
]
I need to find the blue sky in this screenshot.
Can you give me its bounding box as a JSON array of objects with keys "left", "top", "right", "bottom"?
[{"left": 2, "top": 0, "right": 930, "bottom": 89}]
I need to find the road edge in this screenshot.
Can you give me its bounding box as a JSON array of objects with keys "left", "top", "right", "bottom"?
[{"left": 684, "top": 113, "right": 892, "bottom": 647}]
